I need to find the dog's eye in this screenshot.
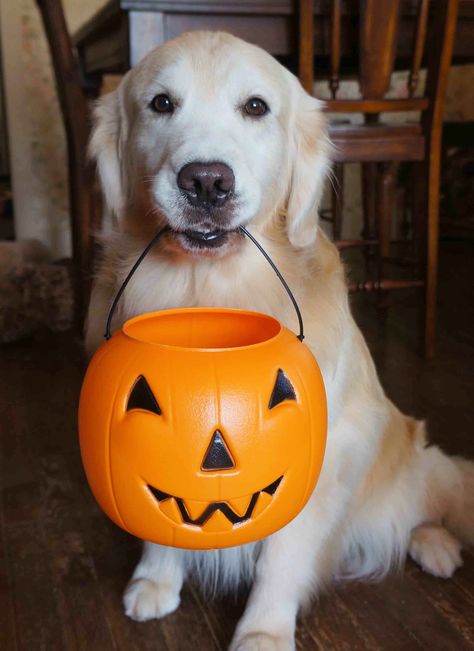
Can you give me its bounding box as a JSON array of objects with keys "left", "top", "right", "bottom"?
[
  {"left": 150, "top": 94, "right": 174, "bottom": 114},
  {"left": 243, "top": 97, "right": 268, "bottom": 117}
]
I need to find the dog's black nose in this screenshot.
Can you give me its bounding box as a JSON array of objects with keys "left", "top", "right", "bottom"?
[{"left": 177, "top": 162, "right": 234, "bottom": 207}]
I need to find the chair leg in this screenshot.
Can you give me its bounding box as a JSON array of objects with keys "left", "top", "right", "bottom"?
[
  {"left": 377, "top": 162, "right": 398, "bottom": 259},
  {"left": 69, "top": 152, "right": 98, "bottom": 332},
  {"left": 412, "top": 162, "right": 426, "bottom": 279},
  {"left": 425, "top": 156, "right": 441, "bottom": 359},
  {"left": 361, "top": 162, "right": 378, "bottom": 273},
  {"left": 331, "top": 163, "right": 344, "bottom": 240},
  {"left": 375, "top": 162, "right": 398, "bottom": 316},
  {"left": 401, "top": 166, "right": 411, "bottom": 243}
]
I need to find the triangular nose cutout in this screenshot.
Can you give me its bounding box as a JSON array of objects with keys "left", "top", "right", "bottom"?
[{"left": 201, "top": 430, "right": 235, "bottom": 471}]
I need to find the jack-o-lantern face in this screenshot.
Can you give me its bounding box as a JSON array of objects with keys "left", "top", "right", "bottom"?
[{"left": 79, "top": 309, "right": 326, "bottom": 549}]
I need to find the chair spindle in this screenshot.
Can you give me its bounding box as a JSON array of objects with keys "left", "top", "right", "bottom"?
[
  {"left": 408, "top": 0, "right": 430, "bottom": 97},
  {"left": 330, "top": 0, "right": 342, "bottom": 99}
]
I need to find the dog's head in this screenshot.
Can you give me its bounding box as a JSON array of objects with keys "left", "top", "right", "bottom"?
[{"left": 90, "top": 31, "right": 329, "bottom": 256}]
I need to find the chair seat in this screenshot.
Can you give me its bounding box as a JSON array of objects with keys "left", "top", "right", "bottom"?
[{"left": 329, "top": 123, "right": 425, "bottom": 163}]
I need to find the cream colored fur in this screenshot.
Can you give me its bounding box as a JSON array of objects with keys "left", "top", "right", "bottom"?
[{"left": 86, "top": 31, "right": 473, "bottom": 651}]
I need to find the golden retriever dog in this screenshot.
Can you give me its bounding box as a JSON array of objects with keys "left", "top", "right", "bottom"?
[{"left": 86, "top": 31, "right": 474, "bottom": 651}]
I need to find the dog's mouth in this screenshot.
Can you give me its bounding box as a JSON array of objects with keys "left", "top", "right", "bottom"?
[
  {"left": 147, "top": 476, "right": 282, "bottom": 530},
  {"left": 166, "top": 227, "right": 244, "bottom": 254},
  {"left": 181, "top": 229, "right": 232, "bottom": 248}
]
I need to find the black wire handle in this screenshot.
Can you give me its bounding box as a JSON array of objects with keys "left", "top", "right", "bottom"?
[
  {"left": 104, "top": 226, "right": 304, "bottom": 341},
  {"left": 105, "top": 227, "right": 169, "bottom": 340},
  {"left": 238, "top": 226, "right": 304, "bottom": 341}
]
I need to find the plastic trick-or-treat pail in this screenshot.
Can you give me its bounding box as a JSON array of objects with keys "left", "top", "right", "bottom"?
[{"left": 78, "top": 226, "right": 327, "bottom": 550}]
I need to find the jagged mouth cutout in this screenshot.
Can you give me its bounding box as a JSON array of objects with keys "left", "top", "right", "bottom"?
[{"left": 147, "top": 476, "right": 283, "bottom": 528}]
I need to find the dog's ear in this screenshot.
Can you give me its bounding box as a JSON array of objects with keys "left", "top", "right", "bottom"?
[
  {"left": 285, "top": 83, "right": 330, "bottom": 248},
  {"left": 89, "top": 90, "right": 127, "bottom": 218}
]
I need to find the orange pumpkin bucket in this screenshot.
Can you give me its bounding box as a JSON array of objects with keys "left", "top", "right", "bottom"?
[{"left": 79, "top": 227, "right": 327, "bottom": 550}]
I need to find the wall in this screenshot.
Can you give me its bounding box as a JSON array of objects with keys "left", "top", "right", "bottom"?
[{"left": 0, "top": 0, "right": 106, "bottom": 258}]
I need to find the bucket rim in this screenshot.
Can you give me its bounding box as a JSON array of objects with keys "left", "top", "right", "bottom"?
[{"left": 120, "top": 307, "right": 286, "bottom": 352}]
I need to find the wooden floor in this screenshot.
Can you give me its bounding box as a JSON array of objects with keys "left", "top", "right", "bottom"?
[{"left": 1, "top": 241, "right": 473, "bottom": 650}]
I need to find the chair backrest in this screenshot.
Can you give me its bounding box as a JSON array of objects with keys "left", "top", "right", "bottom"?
[
  {"left": 35, "top": 0, "right": 96, "bottom": 327},
  {"left": 298, "top": 0, "right": 459, "bottom": 120}
]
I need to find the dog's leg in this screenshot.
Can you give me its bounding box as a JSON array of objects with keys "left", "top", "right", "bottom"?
[
  {"left": 229, "top": 482, "right": 348, "bottom": 651},
  {"left": 408, "top": 451, "right": 474, "bottom": 579},
  {"left": 409, "top": 523, "right": 463, "bottom": 578},
  {"left": 123, "top": 542, "right": 185, "bottom": 621}
]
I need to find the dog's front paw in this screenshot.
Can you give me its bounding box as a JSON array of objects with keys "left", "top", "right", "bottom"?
[
  {"left": 409, "top": 524, "right": 463, "bottom": 578},
  {"left": 229, "top": 632, "right": 295, "bottom": 651},
  {"left": 123, "top": 578, "right": 180, "bottom": 621}
]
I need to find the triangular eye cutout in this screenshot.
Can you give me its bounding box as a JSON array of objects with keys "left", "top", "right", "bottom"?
[
  {"left": 268, "top": 369, "right": 296, "bottom": 409},
  {"left": 127, "top": 376, "right": 161, "bottom": 414},
  {"left": 201, "top": 430, "right": 235, "bottom": 471}
]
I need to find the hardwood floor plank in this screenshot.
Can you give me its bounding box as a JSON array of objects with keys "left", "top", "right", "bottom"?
[
  {"left": 369, "top": 571, "right": 472, "bottom": 649},
  {"left": 2, "top": 482, "right": 42, "bottom": 524},
  {"left": 4, "top": 521, "right": 66, "bottom": 651},
  {"left": 448, "top": 550, "right": 474, "bottom": 609},
  {"left": 78, "top": 513, "right": 172, "bottom": 651},
  {"left": 0, "top": 403, "right": 41, "bottom": 492},
  {"left": 39, "top": 451, "right": 118, "bottom": 651},
  {"left": 187, "top": 584, "right": 247, "bottom": 651},
  {"left": 297, "top": 591, "right": 382, "bottom": 650},
  {"left": 160, "top": 585, "right": 224, "bottom": 651},
  {"left": 335, "top": 580, "right": 423, "bottom": 650},
  {"left": 0, "top": 498, "right": 17, "bottom": 651},
  {"left": 406, "top": 560, "right": 474, "bottom": 646}
]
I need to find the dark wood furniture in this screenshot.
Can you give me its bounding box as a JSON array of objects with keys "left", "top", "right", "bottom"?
[
  {"left": 73, "top": 0, "right": 474, "bottom": 83},
  {"left": 441, "top": 120, "right": 474, "bottom": 238},
  {"left": 35, "top": 0, "right": 98, "bottom": 329},
  {"left": 298, "top": 0, "right": 459, "bottom": 358}
]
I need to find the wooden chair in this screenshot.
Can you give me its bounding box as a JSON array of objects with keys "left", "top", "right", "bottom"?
[
  {"left": 35, "top": 0, "right": 98, "bottom": 330},
  {"left": 298, "top": 0, "right": 459, "bottom": 358}
]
